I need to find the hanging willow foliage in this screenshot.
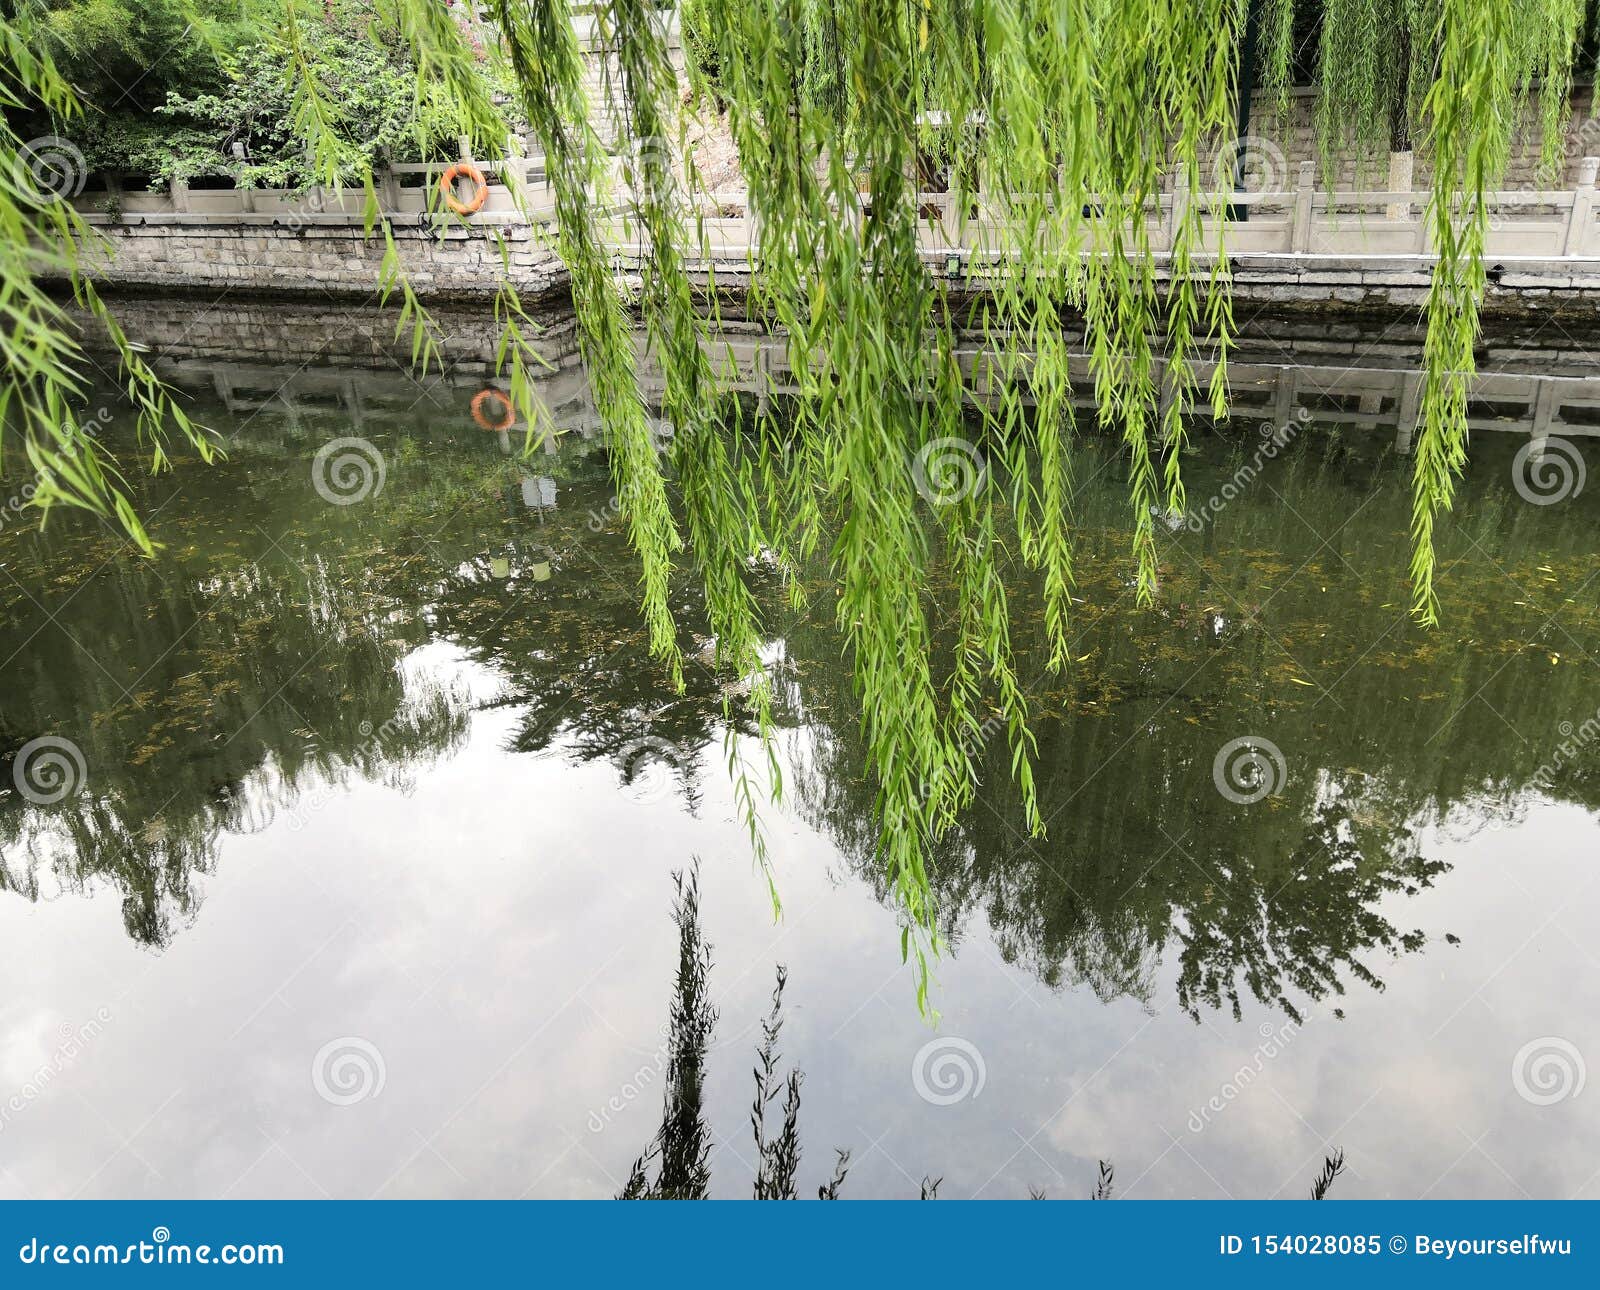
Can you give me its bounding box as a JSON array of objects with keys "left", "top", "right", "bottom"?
[
  {"left": 1258, "top": 0, "right": 1591, "bottom": 620},
  {"left": 1, "top": 0, "right": 1594, "bottom": 998}
]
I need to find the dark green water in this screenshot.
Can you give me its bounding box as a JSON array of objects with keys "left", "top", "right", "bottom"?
[{"left": 1, "top": 332, "right": 1597, "bottom": 1199}]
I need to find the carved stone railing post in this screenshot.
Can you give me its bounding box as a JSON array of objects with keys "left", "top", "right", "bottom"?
[
  {"left": 378, "top": 146, "right": 402, "bottom": 212},
  {"left": 1290, "top": 162, "right": 1315, "bottom": 253},
  {"left": 1562, "top": 156, "right": 1599, "bottom": 256},
  {"left": 1166, "top": 165, "right": 1188, "bottom": 251}
]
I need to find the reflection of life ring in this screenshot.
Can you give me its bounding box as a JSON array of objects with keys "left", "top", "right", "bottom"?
[
  {"left": 471, "top": 388, "right": 515, "bottom": 431},
  {"left": 439, "top": 162, "right": 488, "bottom": 215}
]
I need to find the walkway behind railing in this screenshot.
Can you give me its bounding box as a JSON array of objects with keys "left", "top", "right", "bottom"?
[{"left": 606, "top": 158, "right": 1600, "bottom": 266}]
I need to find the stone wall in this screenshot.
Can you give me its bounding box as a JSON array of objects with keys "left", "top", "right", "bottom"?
[
  {"left": 77, "top": 217, "right": 565, "bottom": 303},
  {"left": 79, "top": 294, "right": 579, "bottom": 377}
]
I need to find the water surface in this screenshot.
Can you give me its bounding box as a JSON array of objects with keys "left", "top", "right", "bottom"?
[{"left": 1, "top": 327, "right": 1597, "bottom": 1199}]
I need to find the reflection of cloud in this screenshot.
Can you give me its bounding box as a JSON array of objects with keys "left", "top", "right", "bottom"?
[
  {"left": 4, "top": 729, "right": 1599, "bottom": 1200},
  {"left": 0, "top": 1010, "right": 65, "bottom": 1088}
]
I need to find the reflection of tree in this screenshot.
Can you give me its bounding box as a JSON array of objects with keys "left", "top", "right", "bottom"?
[
  {"left": 1171, "top": 797, "right": 1443, "bottom": 1023},
  {"left": 620, "top": 863, "right": 859, "bottom": 1201},
  {"left": 345, "top": 443, "right": 778, "bottom": 799},
  {"left": 0, "top": 405, "right": 773, "bottom": 946},
  {"left": 620, "top": 865, "right": 1351, "bottom": 1199},
  {"left": 786, "top": 429, "right": 1600, "bottom": 1021},
  {"left": 0, "top": 478, "right": 469, "bottom": 946},
  {"left": 4, "top": 374, "right": 1597, "bottom": 1029}
]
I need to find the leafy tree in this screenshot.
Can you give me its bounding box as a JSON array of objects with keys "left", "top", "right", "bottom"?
[
  {"left": 9, "top": 0, "right": 243, "bottom": 111},
  {"left": 155, "top": 6, "right": 515, "bottom": 188}
]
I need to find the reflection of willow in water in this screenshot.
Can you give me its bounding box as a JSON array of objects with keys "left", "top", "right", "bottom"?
[
  {"left": 788, "top": 430, "right": 1600, "bottom": 1020},
  {"left": 341, "top": 433, "right": 778, "bottom": 795}
]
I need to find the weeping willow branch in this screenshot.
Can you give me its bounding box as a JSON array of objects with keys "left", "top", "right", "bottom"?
[
  {"left": 0, "top": 13, "right": 217, "bottom": 552},
  {"left": 1410, "top": 0, "right": 1518, "bottom": 624},
  {"left": 493, "top": 0, "right": 685, "bottom": 684},
  {"left": 598, "top": 0, "right": 784, "bottom": 904}
]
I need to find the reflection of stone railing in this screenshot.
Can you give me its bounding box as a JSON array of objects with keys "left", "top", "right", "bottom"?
[
  {"left": 128, "top": 305, "right": 1600, "bottom": 456},
  {"left": 680, "top": 335, "right": 1600, "bottom": 451}
]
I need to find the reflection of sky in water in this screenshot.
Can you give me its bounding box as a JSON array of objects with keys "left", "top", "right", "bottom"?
[
  {"left": 0, "top": 361, "right": 1596, "bottom": 1200},
  {"left": 2, "top": 721, "right": 1595, "bottom": 1200}
]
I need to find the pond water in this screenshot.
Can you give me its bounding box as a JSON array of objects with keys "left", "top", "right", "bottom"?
[{"left": 1, "top": 319, "right": 1597, "bottom": 1199}]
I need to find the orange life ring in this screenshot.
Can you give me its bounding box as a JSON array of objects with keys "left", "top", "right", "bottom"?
[
  {"left": 439, "top": 161, "right": 488, "bottom": 215},
  {"left": 471, "top": 388, "right": 515, "bottom": 432}
]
